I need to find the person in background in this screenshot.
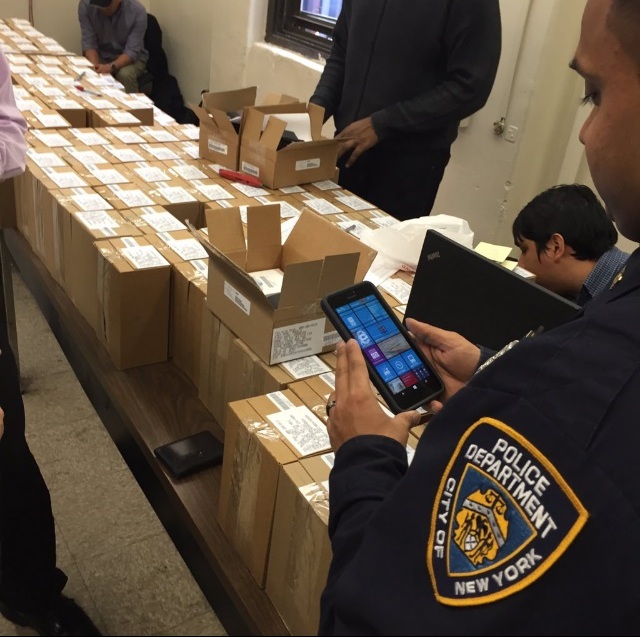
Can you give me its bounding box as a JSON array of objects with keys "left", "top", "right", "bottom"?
[
  {"left": 0, "top": 49, "right": 101, "bottom": 636},
  {"left": 319, "top": 0, "right": 640, "bottom": 633},
  {"left": 310, "top": 0, "right": 502, "bottom": 222},
  {"left": 78, "top": 0, "right": 148, "bottom": 94},
  {"left": 513, "top": 183, "right": 629, "bottom": 306}
]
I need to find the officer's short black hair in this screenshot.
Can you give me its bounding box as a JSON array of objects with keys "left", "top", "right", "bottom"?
[
  {"left": 512, "top": 184, "right": 618, "bottom": 261},
  {"left": 608, "top": 0, "right": 640, "bottom": 68}
]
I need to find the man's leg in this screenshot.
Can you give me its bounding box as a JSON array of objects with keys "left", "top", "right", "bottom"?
[{"left": 115, "top": 58, "right": 147, "bottom": 94}]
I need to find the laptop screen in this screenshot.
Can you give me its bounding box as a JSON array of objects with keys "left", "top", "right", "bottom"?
[{"left": 403, "top": 230, "right": 580, "bottom": 350}]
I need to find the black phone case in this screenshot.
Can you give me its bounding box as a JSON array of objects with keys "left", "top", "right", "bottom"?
[
  {"left": 321, "top": 282, "right": 444, "bottom": 413},
  {"left": 154, "top": 431, "right": 224, "bottom": 479}
]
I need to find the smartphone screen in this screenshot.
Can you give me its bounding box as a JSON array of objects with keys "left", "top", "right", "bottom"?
[{"left": 322, "top": 282, "right": 443, "bottom": 413}]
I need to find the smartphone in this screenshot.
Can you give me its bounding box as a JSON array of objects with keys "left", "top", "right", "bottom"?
[
  {"left": 321, "top": 281, "right": 444, "bottom": 413},
  {"left": 154, "top": 430, "right": 224, "bottom": 479}
]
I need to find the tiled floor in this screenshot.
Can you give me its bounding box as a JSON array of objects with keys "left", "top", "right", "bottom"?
[{"left": 0, "top": 267, "right": 227, "bottom": 637}]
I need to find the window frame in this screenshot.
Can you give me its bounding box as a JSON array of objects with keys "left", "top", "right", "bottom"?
[{"left": 266, "top": 0, "right": 338, "bottom": 60}]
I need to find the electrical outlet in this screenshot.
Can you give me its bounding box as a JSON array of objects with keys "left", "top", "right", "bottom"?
[{"left": 505, "top": 125, "right": 519, "bottom": 143}]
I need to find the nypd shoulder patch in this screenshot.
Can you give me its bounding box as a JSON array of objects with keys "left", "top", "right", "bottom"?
[{"left": 427, "top": 417, "right": 588, "bottom": 606}]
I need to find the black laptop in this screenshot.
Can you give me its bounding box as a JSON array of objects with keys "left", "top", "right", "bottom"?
[{"left": 403, "top": 230, "right": 580, "bottom": 350}]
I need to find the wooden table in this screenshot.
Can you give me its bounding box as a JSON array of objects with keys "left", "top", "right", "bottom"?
[{"left": 3, "top": 228, "right": 289, "bottom": 636}]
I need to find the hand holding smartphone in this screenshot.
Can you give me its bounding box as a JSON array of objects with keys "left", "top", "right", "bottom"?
[{"left": 321, "top": 281, "right": 444, "bottom": 414}]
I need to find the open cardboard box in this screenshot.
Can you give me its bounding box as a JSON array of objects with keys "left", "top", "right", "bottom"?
[
  {"left": 239, "top": 102, "right": 339, "bottom": 188},
  {"left": 194, "top": 205, "right": 377, "bottom": 365},
  {"left": 190, "top": 87, "right": 299, "bottom": 170}
]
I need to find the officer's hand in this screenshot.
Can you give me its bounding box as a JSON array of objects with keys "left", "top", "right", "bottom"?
[
  {"left": 326, "top": 339, "right": 420, "bottom": 452},
  {"left": 335, "top": 117, "right": 379, "bottom": 167},
  {"left": 95, "top": 63, "right": 112, "bottom": 75},
  {"left": 405, "top": 318, "right": 480, "bottom": 413}
]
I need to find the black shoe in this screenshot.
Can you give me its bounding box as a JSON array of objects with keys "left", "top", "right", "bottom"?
[{"left": 0, "top": 594, "right": 102, "bottom": 636}]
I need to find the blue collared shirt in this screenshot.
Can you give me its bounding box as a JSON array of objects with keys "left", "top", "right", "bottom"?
[
  {"left": 78, "top": 0, "right": 148, "bottom": 64},
  {"left": 577, "top": 245, "right": 630, "bottom": 306}
]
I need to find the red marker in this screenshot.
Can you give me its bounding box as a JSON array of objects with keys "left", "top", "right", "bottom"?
[
  {"left": 218, "top": 168, "right": 262, "bottom": 188},
  {"left": 75, "top": 85, "right": 102, "bottom": 97}
]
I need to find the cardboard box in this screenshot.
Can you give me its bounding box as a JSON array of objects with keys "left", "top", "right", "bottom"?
[
  {"left": 239, "top": 103, "right": 339, "bottom": 189},
  {"left": 0, "top": 178, "right": 17, "bottom": 228},
  {"left": 63, "top": 208, "right": 143, "bottom": 333},
  {"left": 199, "top": 206, "right": 376, "bottom": 365},
  {"left": 191, "top": 86, "right": 258, "bottom": 169},
  {"left": 94, "top": 236, "right": 171, "bottom": 369},
  {"left": 218, "top": 389, "right": 331, "bottom": 587},
  {"left": 170, "top": 259, "right": 208, "bottom": 389},
  {"left": 198, "top": 305, "right": 293, "bottom": 425},
  {"left": 266, "top": 457, "right": 332, "bottom": 636}
]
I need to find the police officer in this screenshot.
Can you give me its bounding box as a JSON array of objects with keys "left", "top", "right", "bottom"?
[{"left": 320, "top": 0, "right": 640, "bottom": 633}]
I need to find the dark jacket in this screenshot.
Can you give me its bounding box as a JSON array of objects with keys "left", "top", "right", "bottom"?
[
  {"left": 319, "top": 250, "right": 640, "bottom": 634},
  {"left": 311, "top": 0, "right": 502, "bottom": 151}
]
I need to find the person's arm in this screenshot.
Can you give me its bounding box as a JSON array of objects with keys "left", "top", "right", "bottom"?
[
  {"left": 121, "top": 9, "right": 147, "bottom": 64},
  {"left": 78, "top": 1, "right": 100, "bottom": 65},
  {"left": 371, "top": 0, "right": 502, "bottom": 141},
  {"left": 309, "top": 2, "right": 349, "bottom": 123},
  {"left": 0, "top": 52, "right": 27, "bottom": 180}
]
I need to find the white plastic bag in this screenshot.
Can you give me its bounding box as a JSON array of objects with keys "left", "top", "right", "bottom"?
[{"left": 360, "top": 214, "right": 474, "bottom": 274}]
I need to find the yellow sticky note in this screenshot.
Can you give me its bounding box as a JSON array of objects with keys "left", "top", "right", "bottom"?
[{"left": 475, "top": 241, "right": 513, "bottom": 263}]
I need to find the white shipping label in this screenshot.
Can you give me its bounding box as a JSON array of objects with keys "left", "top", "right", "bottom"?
[
  {"left": 72, "top": 193, "right": 112, "bottom": 211},
  {"left": 109, "top": 110, "right": 140, "bottom": 124},
  {"left": 280, "top": 355, "right": 331, "bottom": 380},
  {"left": 88, "top": 167, "right": 129, "bottom": 185},
  {"left": 147, "top": 129, "right": 179, "bottom": 142},
  {"left": 114, "top": 190, "right": 155, "bottom": 208},
  {"left": 406, "top": 445, "right": 416, "bottom": 466},
  {"left": 240, "top": 161, "right": 259, "bottom": 177},
  {"left": 266, "top": 405, "right": 331, "bottom": 457},
  {"left": 67, "top": 149, "right": 108, "bottom": 165},
  {"left": 295, "top": 157, "right": 321, "bottom": 171},
  {"left": 167, "top": 238, "right": 208, "bottom": 261},
  {"left": 270, "top": 318, "right": 325, "bottom": 365},
  {"left": 192, "top": 259, "right": 208, "bottom": 277},
  {"left": 231, "top": 182, "right": 268, "bottom": 197},
  {"left": 194, "top": 183, "right": 234, "bottom": 200},
  {"left": 266, "top": 391, "right": 296, "bottom": 411},
  {"left": 312, "top": 180, "right": 340, "bottom": 190},
  {"left": 278, "top": 201, "right": 301, "bottom": 219},
  {"left": 45, "top": 171, "right": 86, "bottom": 189},
  {"left": 248, "top": 269, "right": 284, "bottom": 297},
  {"left": 122, "top": 245, "right": 169, "bottom": 269},
  {"left": 32, "top": 131, "right": 70, "bottom": 147},
  {"left": 157, "top": 186, "right": 196, "bottom": 203},
  {"left": 109, "top": 128, "right": 144, "bottom": 143},
  {"left": 76, "top": 210, "right": 119, "bottom": 230},
  {"left": 279, "top": 185, "right": 305, "bottom": 194},
  {"left": 141, "top": 211, "right": 186, "bottom": 232},
  {"left": 304, "top": 197, "right": 342, "bottom": 215},
  {"left": 141, "top": 144, "right": 178, "bottom": 160},
  {"left": 338, "top": 219, "right": 369, "bottom": 240},
  {"left": 372, "top": 215, "right": 401, "bottom": 228},
  {"left": 223, "top": 281, "right": 251, "bottom": 315},
  {"left": 323, "top": 329, "right": 341, "bottom": 347},
  {"left": 134, "top": 166, "right": 170, "bottom": 182},
  {"left": 336, "top": 194, "right": 376, "bottom": 210},
  {"left": 395, "top": 304, "right": 407, "bottom": 315},
  {"left": 104, "top": 146, "right": 144, "bottom": 162},
  {"left": 27, "top": 150, "right": 66, "bottom": 167},
  {"left": 380, "top": 278, "right": 412, "bottom": 304},
  {"left": 207, "top": 138, "right": 228, "bottom": 155},
  {"left": 171, "top": 164, "right": 207, "bottom": 181},
  {"left": 319, "top": 371, "right": 336, "bottom": 390},
  {"left": 70, "top": 130, "right": 108, "bottom": 145}
]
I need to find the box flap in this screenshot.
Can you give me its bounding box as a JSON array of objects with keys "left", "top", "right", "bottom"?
[
  {"left": 246, "top": 204, "right": 282, "bottom": 271},
  {"left": 260, "top": 92, "right": 300, "bottom": 106},
  {"left": 242, "top": 107, "right": 266, "bottom": 143},
  {"left": 204, "top": 206, "right": 247, "bottom": 268},
  {"left": 283, "top": 209, "right": 377, "bottom": 281},
  {"left": 260, "top": 116, "right": 288, "bottom": 151},
  {"left": 202, "top": 86, "right": 257, "bottom": 114},
  {"left": 308, "top": 102, "right": 325, "bottom": 140},
  {"left": 318, "top": 253, "right": 360, "bottom": 298},
  {"left": 189, "top": 104, "right": 235, "bottom": 134},
  {"left": 279, "top": 260, "right": 323, "bottom": 308}
]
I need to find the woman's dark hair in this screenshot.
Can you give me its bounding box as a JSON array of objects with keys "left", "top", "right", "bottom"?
[
  {"left": 608, "top": 0, "right": 640, "bottom": 68},
  {"left": 512, "top": 184, "right": 618, "bottom": 261}
]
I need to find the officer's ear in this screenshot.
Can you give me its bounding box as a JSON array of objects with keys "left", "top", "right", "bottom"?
[{"left": 545, "top": 233, "right": 566, "bottom": 262}]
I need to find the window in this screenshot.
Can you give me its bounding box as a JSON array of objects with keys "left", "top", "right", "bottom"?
[{"left": 266, "top": 0, "right": 343, "bottom": 59}]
